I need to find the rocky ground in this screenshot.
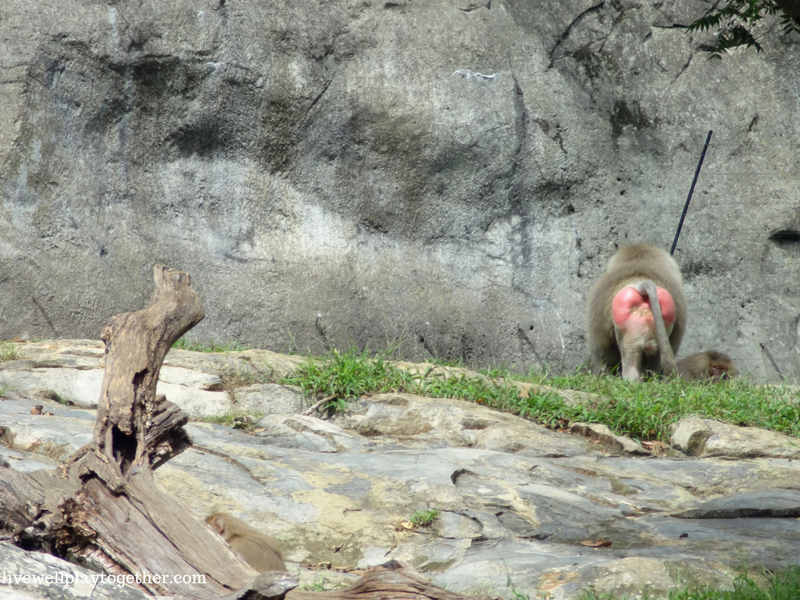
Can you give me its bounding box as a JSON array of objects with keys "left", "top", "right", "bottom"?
[{"left": 2, "top": 340, "right": 800, "bottom": 600}]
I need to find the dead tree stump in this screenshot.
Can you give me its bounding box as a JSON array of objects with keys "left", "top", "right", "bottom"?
[
  {"left": 1, "top": 266, "right": 265, "bottom": 597},
  {"left": 88, "top": 265, "right": 204, "bottom": 485}
]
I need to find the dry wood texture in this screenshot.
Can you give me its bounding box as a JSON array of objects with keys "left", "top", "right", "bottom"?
[
  {"left": 0, "top": 266, "right": 268, "bottom": 598},
  {"left": 91, "top": 265, "right": 204, "bottom": 483},
  {"left": 58, "top": 266, "right": 263, "bottom": 597}
]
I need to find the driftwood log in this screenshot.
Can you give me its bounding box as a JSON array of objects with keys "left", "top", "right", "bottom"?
[
  {"left": 0, "top": 266, "right": 259, "bottom": 598},
  {"left": 0, "top": 266, "right": 496, "bottom": 600}
]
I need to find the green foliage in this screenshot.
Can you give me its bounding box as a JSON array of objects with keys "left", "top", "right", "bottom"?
[
  {"left": 200, "top": 411, "right": 263, "bottom": 431},
  {"left": 172, "top": 338, "right": 251, "bottom": 352},
  {"left": 283, "top": 345, "right": 800, "bottom": 444},
  {"left": 538, "top": 373, "right": 800, "bottom": 442},
  {"left": 0, "top": 342, "right": 21, "bottom": 363},
  {"left": 425, "top": 356, "right": 467, "bottom": 369},
  {"left": 409, "top": 509, "right": 440, "bottom": 527},
  {"left": 279, "top": 327, "right": 300, "bottom": 356},
  {"left": 687, "top": 0, "right": 800, "bottom": 57},
  {"left": 423, "top": 372, "right": 502, "bottom": 407},
  {"left": 299, "top": 575, "right": 350, "bottom": 592},
  {"left": 282, "top": 346, "right": 415, "bottom": 412}
]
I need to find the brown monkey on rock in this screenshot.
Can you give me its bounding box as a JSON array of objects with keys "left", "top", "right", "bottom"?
[
  {"left": 206, "top": 512, "right": 287, "bottom": 572},
  {"left": 586, "top": 244, "right": 687, "bottom": 381},
  {"left": 677, "top": 351, "right": 737, "bottom": 382}
]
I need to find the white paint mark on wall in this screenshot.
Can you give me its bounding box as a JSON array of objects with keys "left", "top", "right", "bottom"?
[{"left": 453, "top": 70, "right": 497, "bottom": 81}]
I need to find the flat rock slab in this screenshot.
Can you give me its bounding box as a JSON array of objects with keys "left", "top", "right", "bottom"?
[
  {"left": 0, "top": 340, "right": 306, "bottom": 417},
  {"left": 331, "top": 393, "right": 592, "bottom": 457},
  {"left": 3, "top": 341, "right": 800, "bottom": 599},
  {"left": 163, "top": 416, "right": 800, "bottom": 598},
  {"left": 671, "top": 416, "right": 800, "bottom": 459}
]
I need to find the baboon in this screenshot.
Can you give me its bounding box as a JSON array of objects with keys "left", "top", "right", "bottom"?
[
  {"left": 586, "top": 244, "right": 687, "bottom": 381},
  {"left": 206, "top": 512, "right": 287, "bottom": 572},
  {"left": 677, "top": 351, "right": 737, "bottom": 382}
]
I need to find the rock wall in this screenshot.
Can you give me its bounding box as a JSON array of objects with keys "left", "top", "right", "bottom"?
[{"left": 1, "top": 0, "right": 799, "bottom": 378}]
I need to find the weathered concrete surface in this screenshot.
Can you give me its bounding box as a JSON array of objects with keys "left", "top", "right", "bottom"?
[
  {"left": 1, "top": 1, "right": 799, "bottom": 379},
  {"left": 3, "top": 341, "right": 800, "bottom": 599}
]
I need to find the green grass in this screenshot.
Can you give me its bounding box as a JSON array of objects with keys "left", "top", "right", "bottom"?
[
  {"left": 280, "top": 345, "right": 546, "bottom": 416},
  {"left": 0, "top": 342, "right": 21, "bottom": 362},
  {"left": 200, "top": 411, "right": 263, "bottom": 431},
  {"left": 172, "top": 338, "right": 252, "bottom": 352},
  {"left": 300, "top": 575, "right": 349, "bottom": 592},
  {"left": 281, "top": 347, "right": 414, "bottom": 412},
  {"left": 580, "top": 566, "right": 800, "bottom": 599},
  {"left": 279, "top": 346, "right": 800, "bottom": 445},
  {"left": 533, "top": 373, "right": 800, "bottom": 442},
  {"left": 424, "top": 356, "right": 467, "bottom": 369},
  {"left": 409, "top": 509, "right": 440, "bottom": 527}
]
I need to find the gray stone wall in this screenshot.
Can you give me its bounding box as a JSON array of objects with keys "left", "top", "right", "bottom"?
[{"left": 1, "top": 0, "right": 799, "bottom": 379}]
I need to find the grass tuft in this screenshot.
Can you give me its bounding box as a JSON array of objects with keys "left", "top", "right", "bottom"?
[
  {"left": 0, "top": 342, "right": 21, "bottom": 363},
  {"left": 172, "top": 338, "right": 251, "bottom": 352},
  {"left": 200, "top": 411, "right": 263, "bottom": 431},
  {"left": 409, "top": 509, "right": 440, "bottom": 527},
  {"left": 281, "top": 346, "right": 415, "bottom": 412}
]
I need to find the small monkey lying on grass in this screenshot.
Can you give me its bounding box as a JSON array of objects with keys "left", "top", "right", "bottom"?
[
  {"left": 206, "top": 512, "right": 287, "bottom": 572},
  {"left": 677, "top": 351, "right": 737, "bottom": 382}
]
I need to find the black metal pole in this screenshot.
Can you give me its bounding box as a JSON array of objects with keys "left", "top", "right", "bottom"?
[{"left": 670, "top": 130, "right": 713, "bottom": 256}]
